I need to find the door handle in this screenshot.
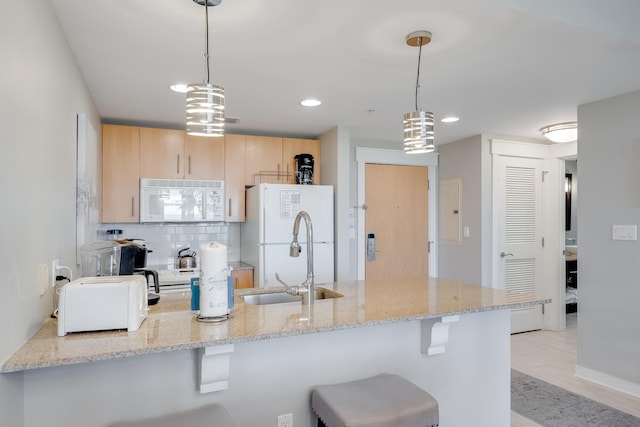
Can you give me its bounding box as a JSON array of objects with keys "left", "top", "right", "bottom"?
[
  {"left": 500, "top": 252, "right": 514, "bottom": 258},
  {"left": 367, "top": 233, "right": 377, "bottom": 262}
]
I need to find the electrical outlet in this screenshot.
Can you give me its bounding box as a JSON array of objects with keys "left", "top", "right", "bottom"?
[
  {"left": 277, "top": 413, "right": 293, "bottom": 427},
  {"left": 51, "top": 259, "right": 60, "bottom": 287}
]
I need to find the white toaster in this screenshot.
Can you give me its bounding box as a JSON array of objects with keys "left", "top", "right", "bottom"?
[{"left": 57, "top": 275, "right": 148, "bottom": 336}]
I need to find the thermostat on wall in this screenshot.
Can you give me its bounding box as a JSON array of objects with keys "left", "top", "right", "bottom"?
[{"left": 612, "top": 225, "right": 637, "bottom": 241}]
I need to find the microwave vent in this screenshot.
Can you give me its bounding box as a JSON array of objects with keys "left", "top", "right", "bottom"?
[{"left": 140, "top": 178, "right": 223, "bottom": 190}]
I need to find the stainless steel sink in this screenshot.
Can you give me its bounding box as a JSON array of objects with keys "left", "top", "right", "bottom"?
[{"left": 241, "top": 287, "right": 343, "bottom": 305}]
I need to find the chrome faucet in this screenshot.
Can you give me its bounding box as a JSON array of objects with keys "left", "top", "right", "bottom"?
[{"left": 275, "top": 211, "right": 314, "bottom": 305}]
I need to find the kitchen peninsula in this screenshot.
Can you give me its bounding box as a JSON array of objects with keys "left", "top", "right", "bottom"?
[{"left": 3, "top": 278, "right": 545, "bottom": 427}]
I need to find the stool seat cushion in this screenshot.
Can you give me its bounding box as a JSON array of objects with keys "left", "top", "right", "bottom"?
[
  {"left": 311, "top": 374, "right": 438, "bottom": 427},
  {"left": 110, "top": 403, "right": 233, "bottom": 427}
]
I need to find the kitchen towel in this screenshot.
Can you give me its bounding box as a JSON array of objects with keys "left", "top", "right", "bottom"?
[
  {"left": 199, "top": 242, "right": 229, "bottom": 317},
  {"left": 191, "top": 276, "right": 233, "bottom": 311}
]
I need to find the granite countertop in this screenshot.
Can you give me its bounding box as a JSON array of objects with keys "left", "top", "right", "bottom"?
[
  {"left": 229, "top": 261, "right": 253, "bottom": 271},
  {"left": 146, "top": 261, "right": 254, "bottom": 271},
  {"left": 1, "top": 277, "right": 546, "bottom": 373}
]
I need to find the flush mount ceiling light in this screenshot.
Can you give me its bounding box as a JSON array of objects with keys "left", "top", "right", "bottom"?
[
  {"left": 185, "top": 0, "right": 225, "bottom": 137},
  {"left": 539, "top": 121, "right": 577, "bottom": 143},
  {"left": 403, "top": 30, "right": 435, "bottom": 154}
]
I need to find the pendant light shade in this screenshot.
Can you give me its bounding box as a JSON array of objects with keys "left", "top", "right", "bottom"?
[
  {"left": 403, "top": 31, "right": 435, "bottom": 154},
  {"left": 403, "top": 111, "right": 434, "bottom": 153},
  {"left": 186, "top": 0, "right": 225, "bottom": 137},
  {"left": 186, "top": 83, "right": 225, "bottom": 137}
]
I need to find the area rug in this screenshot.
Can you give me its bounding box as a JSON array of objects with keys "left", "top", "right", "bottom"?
[{"left": 511, "top": 369, "right": 640, "bottom": 426}]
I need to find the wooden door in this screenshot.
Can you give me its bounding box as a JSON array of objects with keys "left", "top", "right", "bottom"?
[
  {"left": 101, "top": 124, "right": 140, "bottom": 223},
  {"left": 364, "top": 164, "right": 429, "bottom": 280},
  {"left": 244, "top": 135, "right": 283, "bottom": 185},
  {"left": 225, "top": 134, "right": 246, "bottom": 222},
  {"left": 139, "top": 128, "right": 185, "bottom": 179},
  {"left": 494, "top": 155, "right": 544, "bottom": 333},
  {"left": 282, "top": 138, "right": 320, "bottom": 184},
  {"left": 184, "top": 134, "right": 225, "bottom": 180}
]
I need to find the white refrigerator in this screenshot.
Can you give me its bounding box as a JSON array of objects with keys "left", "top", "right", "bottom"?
[{"left": 241, "top": 183, "right": 335, "bottom": 288}]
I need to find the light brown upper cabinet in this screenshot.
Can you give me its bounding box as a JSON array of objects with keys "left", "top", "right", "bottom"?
[
  {"left": 244, "top": 135, "right": 284, "bottom": 185},
  {"left": 184, "top": 134, "right": 225, "bottom": 180},
  {"left": 282, "top": 138, "right": 320, "bottom": 184},
  {"left": 139, "top": 128, "right": 224, "bottom": 180},
  {"left": 102, "top": 124, "right": 140, "bottom": 223},
  {"left": 101, "top": 125, "right": 320, "bottom": 223},
  {"left": 244, "top": 136, "right": 320, "bottom": 185},
  {"left": 139, "top": 128, "right": 184, "bottom": 179},
  {"left": 224, "top": 134, "right": 245, "bottom": 222}
]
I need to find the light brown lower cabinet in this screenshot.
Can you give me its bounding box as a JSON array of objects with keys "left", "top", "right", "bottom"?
[{"left": 231, "top": 269, "right": 254, "bottom": 289}]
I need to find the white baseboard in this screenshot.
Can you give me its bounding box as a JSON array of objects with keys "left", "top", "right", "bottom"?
[{"left": 575, "top": 364, "right": 640, "bottom": 399}]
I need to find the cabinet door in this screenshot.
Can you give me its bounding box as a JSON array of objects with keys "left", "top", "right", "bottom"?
[
  {"left": 282, "top": 138, "right": 320, "bottom": 184},
  {"left": 225, "top": 134, "right": 246, "bottom": 222},
  {"left": 184, "top": 134, "right": 225, "bottom": 180},
  {"left": 232, "top": 269, "right": 254, "bottom": 289},
  {"left": 139, "top": 128, "right": 185, "bottom": 179},
  {"left": 244, "top": 135, "right": 283, "bottom": 185},
  {"left": 102, "top": 125, "right": 140, "bottom": 223}
]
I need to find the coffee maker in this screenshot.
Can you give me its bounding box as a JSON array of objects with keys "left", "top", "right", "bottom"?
[
  {"left": 80, "top": 240, "right": 160, "bottom": 304},
  {"left": 294, "top": 153, "right": 314, "bottom": 185}
]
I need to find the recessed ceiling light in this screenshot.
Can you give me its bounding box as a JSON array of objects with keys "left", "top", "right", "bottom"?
[
  {"left": 441, "top": 116, "right": 459, "bottom": 123},
  {"left": 170, "top": 83, "right": 188, "bottom": 93},
  {"left": 301, "top": 99, "right": 321, "bottom": 107}
]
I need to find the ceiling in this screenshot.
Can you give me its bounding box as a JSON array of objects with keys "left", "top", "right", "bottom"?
[{"left": 51, "top": 0, "right": 640, "bottom": 146}]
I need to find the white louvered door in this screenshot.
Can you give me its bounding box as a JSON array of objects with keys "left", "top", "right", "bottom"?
[{"left": 494, "top": 155, "right": 543, "bottom": 333}]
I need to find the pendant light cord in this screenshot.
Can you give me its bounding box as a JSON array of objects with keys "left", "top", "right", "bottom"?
[
  {"left": 204, "top": 1, "right": 211, "bottom": 84},
  {"left": 414, "top": 36, "right": 423, "bottom": 112}
]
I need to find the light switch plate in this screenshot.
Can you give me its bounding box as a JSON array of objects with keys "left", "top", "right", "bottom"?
[{"left": 612, "top": 225, "right": 637, "bottom": 241}]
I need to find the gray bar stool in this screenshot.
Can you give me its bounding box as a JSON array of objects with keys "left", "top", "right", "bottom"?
[
  {"left": 110, "top": 403, "right": 234, "bottom": 427},
  {"left": 311, "top": 374, "right": 439, "bottom": 427}
]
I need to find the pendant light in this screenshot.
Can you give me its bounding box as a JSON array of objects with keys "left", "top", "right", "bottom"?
[
  {"left": 186, "top": 0, "right": 225, "bottom": 137},
  {"left": 403, "top": 31, "right": 434, "bottom": 154}
]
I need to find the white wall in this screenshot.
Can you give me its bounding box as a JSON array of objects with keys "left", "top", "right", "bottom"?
[
  {"left": 23, "top": 310, "right": 511, "bottom": 427},
  {"left": 437, "top": 136, "right": 484, "bottom": 284},
  {"left": 576, "top": 89, "right": 640, "bottom": 394},
  {"left": 319, "top": 127, "right": 352, "bottom": 280},
  {"left": 0, "top": 2, "right": 100, "bottom": 425}
]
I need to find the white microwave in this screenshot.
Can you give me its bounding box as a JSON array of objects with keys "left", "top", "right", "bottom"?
[{"left": 140, "top": 178, "right": 225, "bottom": 223}]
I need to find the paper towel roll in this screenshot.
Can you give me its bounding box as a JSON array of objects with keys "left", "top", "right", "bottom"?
[{"left": 199, "top": 242, "right": 229, "bottom": 318}]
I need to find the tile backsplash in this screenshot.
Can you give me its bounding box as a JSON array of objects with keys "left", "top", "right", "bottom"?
[{"left": 99, "top": 222, "right": 240, "bottom": 268}]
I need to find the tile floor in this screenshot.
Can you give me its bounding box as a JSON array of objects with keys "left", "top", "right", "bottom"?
[{"left": 511, "top": 313, "right": 640, "bottom": 426}]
